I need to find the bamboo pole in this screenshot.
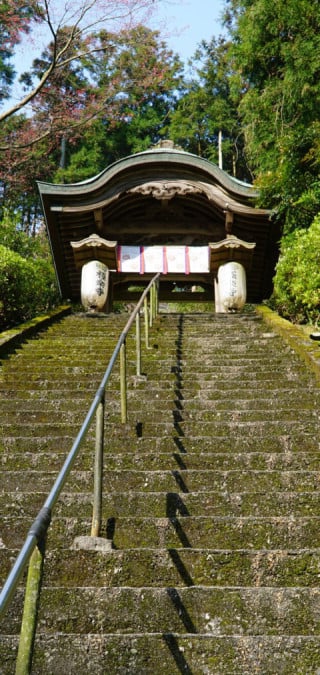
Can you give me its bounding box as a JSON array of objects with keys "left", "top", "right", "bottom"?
[
  {"left": 136, "top": 311, "right": 141, "bottom": 377},
  {"left": 15, "top": 541, "right": 45, "bottom": 675},
  {"left": 91, "top": 397, "right": 105, "bottom": 537},
  {"left": 120, "top": 341, "right": 127, "bottom": 423},
  {"left": 144, "top": 297, "right": 149, "bottom": 349}
]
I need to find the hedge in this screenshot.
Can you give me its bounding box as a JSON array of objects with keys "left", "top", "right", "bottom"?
[
  {"left": 0, "top": 244, "right": 59, "bottom": 331},
  {"left": 272, "top": 215, "right": 320, "bottom": 324}
]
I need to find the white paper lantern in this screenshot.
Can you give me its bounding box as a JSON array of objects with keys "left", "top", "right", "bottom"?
[
  {"left": 81, "top": 260, "right": 109, "bottom": 312},
  {"left": 217, "top": 261, "right": 246, "bottom": 312}
]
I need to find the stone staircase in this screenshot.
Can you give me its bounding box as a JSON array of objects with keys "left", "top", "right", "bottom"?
[{"left": 1, "top": 308, "right": 320, "bottom": 674}]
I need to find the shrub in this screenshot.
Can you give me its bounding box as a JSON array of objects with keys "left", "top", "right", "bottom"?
[
  {"left": 272, "top": 215, "right": 320, "bottom": 324},
  {"left": 0, "top": 245, "right": 59, "bottom": 331}
]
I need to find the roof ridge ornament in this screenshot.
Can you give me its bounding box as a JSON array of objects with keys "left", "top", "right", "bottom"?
[{"left": 152, "top": 139, "right": 183, "bottom": 151}]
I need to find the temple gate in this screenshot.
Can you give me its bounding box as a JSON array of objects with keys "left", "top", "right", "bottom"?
[{"left": 38, "top": 141, "right": 280, "bottom": 312}]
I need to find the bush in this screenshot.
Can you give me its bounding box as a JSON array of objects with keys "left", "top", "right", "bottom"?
[
  {"left": 0, "top": 245, "right": 59, "bottom": 331},
  {"left": 272, "top": 215, "right": 320, "bottom": 324}
]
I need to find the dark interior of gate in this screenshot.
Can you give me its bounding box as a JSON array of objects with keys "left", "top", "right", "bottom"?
[{"left": 38, "top": 144, "right": 281, "bottom": 307}]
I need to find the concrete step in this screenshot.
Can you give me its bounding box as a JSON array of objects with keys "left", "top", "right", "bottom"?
[
  {"left": 2, "top": 633, "right": 320, "bottom": 675},
  {"left": 3, "top": 585, "right": 320, "bottom": 636},
  {"left": 2, "top": 468, "right": 320, "bottom": 494},
  {"left": 2, "top": 489, "right": 320, "bottom": 520},
  {"left": 1, "top": 547, "right": 320, "bottom": 588},
  {"left": 1, "top": 388, "right": 320, "bottom": 410},
  {"left": 1, "top": 407, "right": 318, "bottom": 427},
  {"left": 1, "top": 418, "right": 318, "bottom": 439},
  {"left": 14, "top": 513, "right": 320, "bottom": 550},
  {"left": 2, "top": 365, "right": 313, "bottom": 384},
  {"left": 1, "top": 432, "right": 319, "bottom": 455},
  {"left": 3, "top": 449, "right": 320, "bottom": 472},
  {"left": 3, "top": 515, "right": 320, "bottom": 550},
  {"left": 1, "top": 308, "right": 319, "bottom": 675}
]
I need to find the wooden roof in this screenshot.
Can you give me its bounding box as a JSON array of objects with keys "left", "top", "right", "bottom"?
[{"left": 37, "top": 146, "right": 280, "bottom": 302}]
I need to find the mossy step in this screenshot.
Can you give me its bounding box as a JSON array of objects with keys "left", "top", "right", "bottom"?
[
  {"left": 3, "top": 450, "right": 320, "bottom": 472},
  {"left": 2, "top": 468, "right": 320, "bottom": 493},
  {"left": 101, "top": 515, "right": 320, "bottom": 550},
  {"left": 1, "top": 369, "right": 120, "bottom": 382},
  {"left": 4, "top": 515, "right": 320, "bottom": 550},
  {"left": 1, "top": 432, "right": 318, "bottom": 456},
  {"left": 2, "top": 336, "right": 127, "bottom": 352},
  {"left": 0, "top": 548, "right": 320, "bottom": 588},
  {"left": 0, "top": 388, "right": 110, "bottom": 400},
  {"left": 191, "top": 391, "right": 320, "bottom": 408},
  {"left": 3, "top": 360, "right": 313, "bottom": 378},
  {"left": 2, "top": 391, "right": 319, "bottom": 414},
  {"left": 1, "top": 418, "right": 317, "bottom": 439},
  {"left": 2, "top": 407, "right": 318, "bottom": 427},
  {"left": 1, "top": 307, "right": 319, "bottom": 675},
  {"left": 3, "top": 368, "right": 310, "bottom": 388},
  {"left": 3, "top": 585, "right": 320, "bottom": 637},
  {"left": 2, "top": 633, "right": 320, "bottom": 675},
  {"left": 0, "top": 423, "right": 97, "bottom": 437},
  {"left": 2, "top": 547, "right": 320, "bottom": 588},
  {"left": 167, "top": 370, "right": 316, "bottom": 384},
  {"left": 1, "top": 379, "right": 317, "bottom": 398},
  {"left": 0, "top": 376, "right": 113, "bottom": 391},
  {"left": 171, "top": 357, "right": 311, "bottom": 370},
  {"left": 3, "top": 349, "right": 305, "bottom": 364},
  {"left": 3, "top": 489, "right": 320, "bottom": 521}
]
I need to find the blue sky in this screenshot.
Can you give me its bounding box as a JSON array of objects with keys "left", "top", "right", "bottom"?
[
  {"left": 2, "top": 0, "right": 225, "bottom": 111},
  {"left": 155, "top": 0, "right": 225, "bottom": 63}
]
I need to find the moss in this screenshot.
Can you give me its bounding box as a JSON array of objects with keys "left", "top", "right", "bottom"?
[
  {"left": 256, "top": 305, "right": 320, "bottom": 382},
  {"left": 0, "top": 306, "right": 72, "bottom": 356},
  {"left": 1, "top": 309, "right": 320, "bottom": 674}
]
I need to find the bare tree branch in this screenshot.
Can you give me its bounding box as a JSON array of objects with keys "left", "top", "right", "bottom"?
[{"left": 0, "top": 0, "right": 158, "bottom": 122}]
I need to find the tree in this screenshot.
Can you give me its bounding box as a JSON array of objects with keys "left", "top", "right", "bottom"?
[
  {"left": 0, "top": 0, "right": 161, "bottom": 222},
  {"left": 0, "top": 0, "right": 35, "bottom": 102},
  {"left": 169, "top": 37, "right": 251, "bottom": 181},
  {"left": 224, "top": 0, "right": 320, "bottom": 228},
  {"left": 54, "top": 26, "right": 184, "bottom": 182},
  {"left": 0, "top": 0, "right": 160, "bottom": 167},
  {"left": 0, "top": 0, "right": 159, "bottom": 124}
]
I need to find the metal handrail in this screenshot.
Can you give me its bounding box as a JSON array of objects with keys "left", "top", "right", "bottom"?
[{"left": 0, "top": 273, "right": 160, "bottom": 656}]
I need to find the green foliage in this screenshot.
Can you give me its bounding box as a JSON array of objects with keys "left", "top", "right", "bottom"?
[
  {"left": 0, "top": 207, "right": 40, "bottom": 256},
  {"left": 0, "top": 244, "right": 59, "bottom": 331},
  {"left": 55, "top": 27, "right": 184, "bottom": 183},
  {"left": 0, "top": 208, "right": 59, "bottom": 330},
  {"left": 0, "top": 0, "right": 34, "bottom": 101},
  {"left": 169, "top": 38, "right": 251, "bottom": 180},
  {"left": 272, "top": 215, "right": 320, "bottom": 324},
  {"left": 225, "top": 0, "right": 320, "bottom": 226}
]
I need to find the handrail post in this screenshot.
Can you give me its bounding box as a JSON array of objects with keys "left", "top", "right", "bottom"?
[
  {"left": 136, "top": 311, "right": 141, "bottom": 377},
  {"left": 91, "top": 395, "right": 105, "bottom": 537},
  {"left": 155, "top": 278, "right": 159, "bottom": 316},
  {"left": 144, "top": 296, "right": 149, "bottom": 349},
  {"left": 120, "top": 340, "right": 127, "bottom": 422},
  {"left": 152, "top": 280, "right": 158, "bottom": 320},
  {"left": 15, "top": 536, "right": 47, "bottom": 674},
  {"left": 149, "top": 284, "right": 154, "bottom": 327}
]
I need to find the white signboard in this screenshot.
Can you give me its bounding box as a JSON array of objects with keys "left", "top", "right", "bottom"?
[
  {"left": 188, "top": 246, "right": 209, "bottom": 273},
  {"left": 118, "top": 245, "right": 141, "bottom": 273},
  {"left": 117, "top": 245, "right": 210, "bottom": 274},
  {"left": 143, "top": 246, "right": 165, "bottom": 273}
]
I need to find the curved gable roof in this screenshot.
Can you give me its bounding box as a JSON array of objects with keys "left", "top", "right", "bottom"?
[
  {"left": 38, "top": 147, "right": 279, "bottom": 302},
  {"left": 38, "top": 147, "right": 259, "bottom": 203}
]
